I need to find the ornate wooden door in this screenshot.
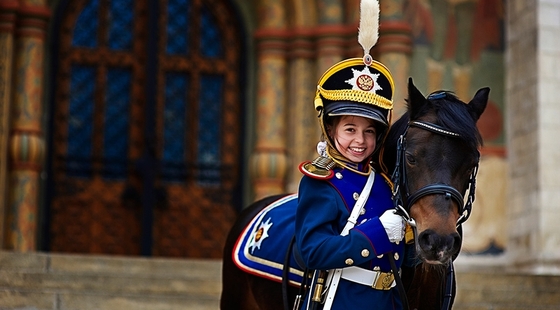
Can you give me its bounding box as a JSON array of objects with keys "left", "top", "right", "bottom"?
[{"left": 47, "top": 0, "right": 243, "bottom": 258}]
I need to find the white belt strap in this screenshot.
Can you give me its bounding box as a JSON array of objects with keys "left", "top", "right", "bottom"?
[
  {"left": 341, "top": 266, "right": 396, "bottom": 289},
  {"left": 340, "top": 172, "right": 375, "bottom": 236},
  {"left": 322, "top": 172, "right": 375, "bottom": 310}
]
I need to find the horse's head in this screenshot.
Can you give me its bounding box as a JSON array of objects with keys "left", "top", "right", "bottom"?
[{"left": 385, "top": 78, "right": 489, "bottom": 265}]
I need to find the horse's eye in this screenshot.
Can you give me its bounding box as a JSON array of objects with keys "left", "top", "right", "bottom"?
[{"left": 405, "top": 153, "right": 416, "bottom": 165}]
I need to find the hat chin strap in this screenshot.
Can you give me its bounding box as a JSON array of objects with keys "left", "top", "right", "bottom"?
[{"left": 326, "top": 145, "right": 372, "bottom": 176}]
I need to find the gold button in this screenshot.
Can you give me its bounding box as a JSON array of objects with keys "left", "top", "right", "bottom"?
[
  {"left": 361, "top": 249, "right": 370, "bottom": 257},
  {"left": 373, "top": 266, "right": 380, "bottom": 271},
  {"left": 377, "top": 254, "right": 383, "bottom": 258},
  {"left": 345, "top": 258, "right": 354, "bottom": 265},
  {"left": 360, "top": 208, "right": 366, "bottom": 215},
  {"left": 353, "top": 192, "right": 359, "bottom": 200},
  {"left": 335, "top": 172, "right": 343, "bottom": 179},
  {"left": 394, "top": 253, "right": 400, "bottom": 260}
]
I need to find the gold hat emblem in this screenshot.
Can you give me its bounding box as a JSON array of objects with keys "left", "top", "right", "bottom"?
[
  {"left": 357, "top": 74, "right": 374, "bottom": 91},
  {"left": 345, "top": 66, "right": 382, "bottom": 93}
]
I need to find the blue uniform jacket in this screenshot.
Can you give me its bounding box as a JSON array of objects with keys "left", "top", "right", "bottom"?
[{"left": 295, "top": 168, "right": 404, "bottom": 309}]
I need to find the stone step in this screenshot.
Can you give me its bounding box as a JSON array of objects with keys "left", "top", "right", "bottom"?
[
  {"left": 0, "top": 290, "right": 217, "bottom": 310},
  {"left": 455, "top": 273, "right": 560, "bottom": 309},
  {"left": 454, "top": 256, "right": 560, "bottom": 310},
  {"left": 0, "top": 270, "right": 219, "bottom": 299},
  {"left": 0, "top": 251, "right": 221, "bottom": 279},
  {"left": 0, "top": 251, "right": 222, "bottom": 310}
]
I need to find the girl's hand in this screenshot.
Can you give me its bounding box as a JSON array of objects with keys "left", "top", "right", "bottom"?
[{"left": 379, "top": 210, "right": 405, "bottom": 243}]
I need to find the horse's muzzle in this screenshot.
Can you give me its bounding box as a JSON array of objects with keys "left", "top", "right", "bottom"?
[{"left": 416, "top": 229, "right": 461, "bottom": 264}]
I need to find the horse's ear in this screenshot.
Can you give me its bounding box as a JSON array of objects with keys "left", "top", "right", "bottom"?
[
  {"left": 407, "top": 77, "right": 428, "bottom": 119},
  {"left": 467, "top": 87, "right": 490, "bottom": 121}
]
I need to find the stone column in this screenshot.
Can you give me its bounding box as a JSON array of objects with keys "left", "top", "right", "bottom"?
[
  {"left": 315, "top": 0, "right": 346, "bottom": 78},
  {"left": 345, "top": 0, "right": 361, "bottom": 25},
  {"left": 4, "top": 1, "right": 50, "bottom": 251},
  {"left": 0, "top": 0, "right": 19, "bottom": 249},
  {"left": 506, "top": 0, "right": 560, "bottom": 272},
  {"left": 285, "top": 29, "right": 317, "bottom": 193},
  {"left": 377, "top": 0, "right": 412, "bottom": 119},
  {"left": 250, "top": 1, "right": 288, "bottom": 200}
]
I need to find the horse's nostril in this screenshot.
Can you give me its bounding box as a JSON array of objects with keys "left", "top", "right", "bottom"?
[
  {"left": 418, "top": 230, "right": 435, "bottom": 251},
  {"left": 445, "top": 234, "right": 455, "bottom": 250},
  {"left": 442, "top": 233, "right": 461, "bottom": 254}
]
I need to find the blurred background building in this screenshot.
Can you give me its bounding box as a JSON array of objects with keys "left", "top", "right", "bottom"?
[{"left": 0, "top": 0, "right": 559, "bottom": 308}]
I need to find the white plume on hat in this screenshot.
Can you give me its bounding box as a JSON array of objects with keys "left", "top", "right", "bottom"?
[{"left": 358, "top": 0, "right": 380, "bottom": 58}]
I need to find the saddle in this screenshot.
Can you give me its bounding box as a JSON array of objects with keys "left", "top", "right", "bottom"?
[{"left": 232, "top": 194, "right": 305, "bottom": 286}]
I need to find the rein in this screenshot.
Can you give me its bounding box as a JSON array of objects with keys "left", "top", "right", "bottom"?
[{"left": 389, "top": 120, "right": 479, "bottom": 310}]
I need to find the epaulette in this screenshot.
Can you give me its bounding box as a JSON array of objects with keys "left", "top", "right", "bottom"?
[{"left": 298, "top": 156, "right": 337, "bottom": 180}]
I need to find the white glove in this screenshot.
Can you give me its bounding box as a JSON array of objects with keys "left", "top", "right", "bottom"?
[{"left": 379, "top": 209, "right": 405, "bottom": 243}]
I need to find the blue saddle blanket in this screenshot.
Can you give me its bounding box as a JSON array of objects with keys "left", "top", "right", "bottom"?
[{"left": 233, "top": 194, "right": 305, "bottom": 286}]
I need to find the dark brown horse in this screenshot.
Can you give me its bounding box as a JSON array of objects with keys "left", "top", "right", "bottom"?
[{"left": 221, "top": 78, "right": 489, "bottom": 310}]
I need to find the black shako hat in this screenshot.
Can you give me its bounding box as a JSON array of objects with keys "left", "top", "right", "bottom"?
[
  {"left": 317, "top": 58, "right": 394, "bottom": 127},
  {"left": 315, "top": 58, "right": 395, "bottom": 134}
]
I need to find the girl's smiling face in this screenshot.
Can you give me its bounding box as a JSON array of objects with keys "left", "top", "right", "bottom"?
[{"left": 329, "top": 115, "right": 377, "bottom": 164}]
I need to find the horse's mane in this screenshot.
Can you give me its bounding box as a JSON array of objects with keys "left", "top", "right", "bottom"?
[
  {"left": 425, "top": 91, "right": 483, "bottom": 151},
  {"left": 380, "top": 91, "right": 482, "bottom": 175}
]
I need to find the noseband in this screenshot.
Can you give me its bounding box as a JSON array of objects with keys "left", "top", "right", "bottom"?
[{"left": 391, "top": 120, "right": 478, "bottom": 227}]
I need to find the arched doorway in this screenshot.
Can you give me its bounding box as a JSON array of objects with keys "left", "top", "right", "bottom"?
[{"left": 45, "top": 0, "right": 245, "bottom": 258}]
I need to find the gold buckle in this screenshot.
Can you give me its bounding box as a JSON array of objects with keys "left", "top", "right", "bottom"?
[{"left": 372, "top": 271, "right": 395, "bottom": 290}]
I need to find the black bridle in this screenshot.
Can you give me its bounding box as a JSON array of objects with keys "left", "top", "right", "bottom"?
[{"left": 391, "top": 120, "right": 479, "bottom": 228}]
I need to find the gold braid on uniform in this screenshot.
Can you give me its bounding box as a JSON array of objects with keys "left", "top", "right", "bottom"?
[{"left": 317, "top": 86, "right": 393, "bottom": 110}]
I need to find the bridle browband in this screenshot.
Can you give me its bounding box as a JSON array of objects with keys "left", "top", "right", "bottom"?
[{"left": 391, "top": 120, "right": 479, "bottom": 228}]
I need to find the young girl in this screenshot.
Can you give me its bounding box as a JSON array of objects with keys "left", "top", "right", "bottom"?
[
  {"left": 294, "top": 57, "right": 406, "bottom": 309},
  {"left": 293, "top": 1, "right": 406, "bottom": 308}
]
